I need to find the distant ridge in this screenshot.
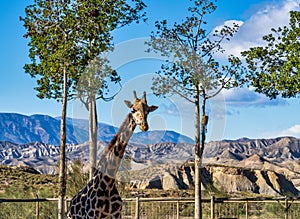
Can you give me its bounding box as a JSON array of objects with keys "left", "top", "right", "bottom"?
[
  {"left": 1, "top": 137, "right": 300, "bottom": 196},
  {"left": 204, "top": 136, "right": 300, "bottom": 160},
  {"left": 1, "top": 136, "right": 300, "bottom": 175},
  {"left": 0, "top": 113, "right": 78, "bottom": 145},
  {"left": 0, "top": 113, "right": 194, "bottom": 145}
]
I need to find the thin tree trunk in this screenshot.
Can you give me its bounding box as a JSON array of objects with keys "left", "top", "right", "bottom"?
[
  {"left": 194, "top": 86, "right": 201, "bottom": 219},
  {"left": 199, "top": 94, "right": 207, "bottom": 163},
  {"left": 89, "top": 95, "right": 98, "bottom": 179},
  {"left": 58, "top": 66, "right": 68, "bottom": 219},
  {"left": 199, "top": 93, "right": 208, "bottom": 219}
]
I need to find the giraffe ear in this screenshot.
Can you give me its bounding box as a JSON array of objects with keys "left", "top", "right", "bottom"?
[
  {"left": 124, "top": 100, "right": 133, "bottom": 108},
  {"left": 149, "top": 105, "right": 158, "bottom": 112}
]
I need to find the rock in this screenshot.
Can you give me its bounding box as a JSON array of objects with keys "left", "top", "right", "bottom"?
[
  {"left": 124, "top": 164, "right": 299, "bottom": 196},
  {"left": 148, "top": 176, "right": 162, "bottom": 189},
  {"left": 162, "top": 172, "right": 179, "bottom": 190}
]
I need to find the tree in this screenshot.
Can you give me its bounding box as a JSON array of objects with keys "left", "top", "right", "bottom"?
[
  {"left": 21, "top": 1, "right": 85, "bottom": 218},
  {"left": 242, "top": 11, "right": 300, "bottom": 99},
  {"left": 21, "top": 0, "right": 146, "bottom": 218},
  {"left": 72, "top": 0, "right": 146, "bottom": 180},
  {"left": 67, "top": 160, "right": 89, "bottom": 197},
  {"left": 146, "top": 1, "right": 245, "bottom": 218},
  {"left": 76, "top": 56, "right": 121, "bottom": 180}
]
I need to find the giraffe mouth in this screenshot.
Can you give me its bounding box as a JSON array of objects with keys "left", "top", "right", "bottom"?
[{"left": 139, "top": 124, "right": 148, "bottom": 131}]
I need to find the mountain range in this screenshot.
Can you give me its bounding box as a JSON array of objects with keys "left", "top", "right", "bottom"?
[
  {"left": 204, "top": 136, "right": 300, "bottom": 161},
  {"left": 1, "top": 136, "right": 300, "bottom": 196},
  {"left": 1, "top": 136, "right": 299, "bottom": 173},
  {"left": 0, "top": 113, "right": 194, "bottom": 145},
  {"left": 1, "top": 112, "right": 300, "bottom": 196}
]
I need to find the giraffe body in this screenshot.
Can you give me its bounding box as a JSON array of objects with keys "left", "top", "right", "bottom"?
[
  {"left": 67, "top": 91, "right": 157, "bottom": 218},
  {"left": 67, "top": 170, "right": 121, "bottom": 218}
]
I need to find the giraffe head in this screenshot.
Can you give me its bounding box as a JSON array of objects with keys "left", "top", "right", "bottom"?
[{"left": 124, "top": 91, "right": 158, "bottom": 131}]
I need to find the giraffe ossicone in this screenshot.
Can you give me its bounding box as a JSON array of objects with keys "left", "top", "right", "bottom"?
[{"left": 67, "top": 91, "right": 158, "bottom": 219}]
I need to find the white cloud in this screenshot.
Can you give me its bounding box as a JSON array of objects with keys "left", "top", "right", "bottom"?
[
  {"left": 217, "top": 87, "right": 286, "bottom": 107},
  {"left": 216, "top": 0, "right": 300, "bottom": 58},
  {"left": 280, "top": 125, "right": 300, "bottom": 137},
  {"left": 263, "top": 124, "right": 300, "bottom": 138},
  {"left": 213, "top": 20, "right": 244, "bottom": 33}
]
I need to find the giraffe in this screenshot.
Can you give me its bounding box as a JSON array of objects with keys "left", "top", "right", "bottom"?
[{"left": 67, "top": 91, "right": 158, "bottom": 219}]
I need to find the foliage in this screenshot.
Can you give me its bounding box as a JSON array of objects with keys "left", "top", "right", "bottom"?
[
  {"left": 76, "top": 56, "right": 121, "bottom": 107},
  {"left": 0, "top": 162, "right": 89, "bottom": 199},
  {"left": 21, "top": 0, "right": 81, "bottom": 100},
  {"left": 242, "top": 11, "right": 300, "bottom": 99},
  {"left": 147, "top": 0, "right": 245, "bottom": 102},
  {"left": 67, "top": 159, "right": 89, "bottom": 198},
  {"left": 0, "top": 164, "right": 87, "bottom": 219},
  {"left": 146, "top": 1, "right": 246, "bottom": 218},
  {"left": 21, "top": 1, "right": 146, "bottom": 216},
  {"left": 68, "top": 0, "right": 146, "bottom": 180},
  {"left": 21, "top": 0, "right": 146, "bottom": 100},
  {"left": 0, "top": 165, "right": 58, "bottom": 198},
  {"left": 73, "top": 0, "right": 147, "bottom": 104}
]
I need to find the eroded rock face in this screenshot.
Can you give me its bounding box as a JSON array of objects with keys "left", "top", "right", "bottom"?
[
  {"left": 124, "top": 164, "right": 299, "bottom": 196},
  {"left": 209, "top": 166, "right": 298, "bottom": 196},
  {"left": 162, "top": 173, "right": 179, "bottom": 190},
  {"left": 207, "top": 166, "right": 259, "bottom": 194}
]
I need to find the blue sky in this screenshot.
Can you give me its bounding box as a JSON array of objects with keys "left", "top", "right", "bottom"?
[{"left": 1, "top": 0, "right": 300, "bottom": 141}]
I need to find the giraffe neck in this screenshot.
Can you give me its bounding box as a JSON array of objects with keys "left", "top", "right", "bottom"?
[{"left": 97, "top": 113, "right": 136, "bottom": 178}]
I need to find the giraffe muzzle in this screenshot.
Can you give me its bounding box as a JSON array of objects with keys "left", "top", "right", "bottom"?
[{"left": 139, "top": 124, "right": 148, "bottom": 131}]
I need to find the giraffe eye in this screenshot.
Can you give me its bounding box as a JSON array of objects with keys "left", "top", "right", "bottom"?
[{"left": 131, "top": 109, "right": 136, "bottom": 113}]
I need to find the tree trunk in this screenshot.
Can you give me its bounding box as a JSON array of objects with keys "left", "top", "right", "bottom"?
[
  {"left": 89, "top": 95, "right": 98, "bottom": 179},
  {"left": 198, "top": 92, "right": 208, "bottom": 219},
  {"left": 194, "top": 87, "right": 201, "bottom": 219},
  {"left": 58, "top": 66, "right": 68, "bottom": 219},
  {"left": 199, "top": 95, "right": 207, "bottom": 163}
]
